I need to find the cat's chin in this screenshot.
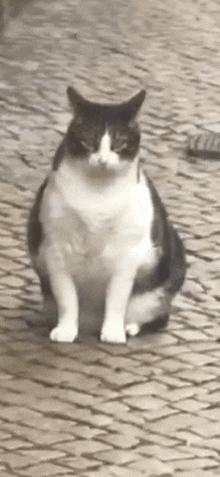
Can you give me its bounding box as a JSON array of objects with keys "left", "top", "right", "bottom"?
[{"left": 86, "top": 163, "right": 123, "bottom": 179}]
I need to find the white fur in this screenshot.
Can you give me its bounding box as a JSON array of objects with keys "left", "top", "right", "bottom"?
[
  {"left": 89, "top": 131, "right": 119, "bottom": 169},
  {"left": 38, "top": 152, "right": 160, "bottom": 343},
  {"left": 125, "top": 287, "right": 170, "bottom": 335}
]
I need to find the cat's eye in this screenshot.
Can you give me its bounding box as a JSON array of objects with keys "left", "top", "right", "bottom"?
[
  {"left": 75, "top": 116, "right": 83, "bottom": 125},
  {"left": 115, "top": 142, "right": 128, "bottom": 153},
  {"left": 80, "top": 140, "right": 94, "bottom": 152}
]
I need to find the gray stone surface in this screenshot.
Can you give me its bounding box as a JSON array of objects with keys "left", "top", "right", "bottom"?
[{"left": 0, "top": 0, "right": 220, "bottom": 475}]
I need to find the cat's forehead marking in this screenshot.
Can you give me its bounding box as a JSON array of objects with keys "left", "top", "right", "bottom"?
[{"left": 99, "top": 130, "right": 112, "bottom": 154}]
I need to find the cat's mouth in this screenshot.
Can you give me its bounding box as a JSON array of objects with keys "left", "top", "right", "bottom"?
[
  {"left": 87, "top": 162, "right": 119, "bottom": 178},
  {"left": 88, "top": 156, "right": 120, "bottom": 174}
]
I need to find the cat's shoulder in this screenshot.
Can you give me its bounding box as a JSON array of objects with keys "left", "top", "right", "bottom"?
[{"left": 138, "top": 165, "right": 166, "bottom": 212}]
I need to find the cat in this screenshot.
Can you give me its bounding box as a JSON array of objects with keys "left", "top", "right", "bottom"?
[{"left": 27, "top": 86, "right": 186, "bottom": 344}]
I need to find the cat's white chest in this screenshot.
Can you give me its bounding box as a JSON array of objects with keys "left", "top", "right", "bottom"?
[{"left": 40, "top": 165, "right": 156, "bottom": 291}]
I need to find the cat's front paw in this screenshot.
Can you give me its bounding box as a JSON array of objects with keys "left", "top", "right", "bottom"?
[
  {"left": 50, "top": 325, "right": 78, "bottom": 343},
  {"left": 100, "top": 323, "right": 126, "bottom": 344}
]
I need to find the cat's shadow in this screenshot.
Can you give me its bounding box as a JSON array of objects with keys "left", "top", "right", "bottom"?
[
  {"left": 21, "top": 301, "right": 104, "bottom": 341},
  {"left": 20, "top": 300, "right": 169, "bottom": 344}
]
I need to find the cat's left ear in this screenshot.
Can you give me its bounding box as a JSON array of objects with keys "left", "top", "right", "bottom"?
[
  {"left": 122, "top": 89, "right": 146, "bottom": 121},
  {"left": 67, "top": 86, "right": 86, "bottom": 112}
]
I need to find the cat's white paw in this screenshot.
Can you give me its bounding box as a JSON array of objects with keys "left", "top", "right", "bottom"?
[
  {"left": 50, "top": 325, "right": 78, "bottom": 343},
  {"left": 100, "top": 324, "right": 126, "bottom": 344},
  {"left": 125, "top": 323, "right": 141, "bottom": 337}
]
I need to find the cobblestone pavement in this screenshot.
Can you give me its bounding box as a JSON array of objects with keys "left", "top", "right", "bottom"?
[{"left": 0, "top": 0, "right": 220, "bottom": 475}]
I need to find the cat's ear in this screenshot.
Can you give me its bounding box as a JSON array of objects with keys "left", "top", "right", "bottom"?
[
  {"left": 67, "top": 86, "right": 86, "bottom": 112},
  {"left": 121, "top": 89, "right": 146, "bottom": 121}
]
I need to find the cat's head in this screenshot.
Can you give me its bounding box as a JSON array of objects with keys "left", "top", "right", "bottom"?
[{"left": 65, "top": 86, "right": 146, "bottom": 174}]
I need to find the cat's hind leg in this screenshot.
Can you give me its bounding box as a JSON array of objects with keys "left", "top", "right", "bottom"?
[
  {"left": 125, "top": 287, "right": 171, "bottom": 337},
  {"left": 41, "top": 281, "right": 58, "bottom": 330},
  {"left": 125, "top": 323, "right": 141, "bottom": 337},
  {"left": 126, "top": 312, "right": 169, "bottom": 337}
]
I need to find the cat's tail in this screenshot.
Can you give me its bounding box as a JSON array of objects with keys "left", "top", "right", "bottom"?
[{"left": 187, "top": 132, "right": 220, "bottom": 159}]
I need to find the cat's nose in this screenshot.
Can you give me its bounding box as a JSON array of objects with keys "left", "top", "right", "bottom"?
[{"left": 97, "top": 155, "right": 107, "bottom": 165}]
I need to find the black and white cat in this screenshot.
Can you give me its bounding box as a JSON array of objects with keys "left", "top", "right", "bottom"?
[{"left": 27, "top": 86, "right": 186, "bottom": 344}]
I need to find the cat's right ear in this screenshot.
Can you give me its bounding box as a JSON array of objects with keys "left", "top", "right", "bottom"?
[
  {"left": 67, "top": 86, "right": 86, "bottom": 113},
  {"left": 120, "top": 89, "right": 146, "bottom": 123}
]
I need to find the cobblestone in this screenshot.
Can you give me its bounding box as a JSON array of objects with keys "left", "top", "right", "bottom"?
[{"left": 0, "top": 0, "right": 220, "bottom": 475}]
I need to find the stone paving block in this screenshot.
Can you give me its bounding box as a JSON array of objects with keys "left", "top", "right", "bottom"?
[
  {"left": 142, "top": 406, "right": 178, "bottom": 421},
  {"left": 149, "top": 412, "right": 210, "bottom": 435},
  {"left": 101, "top": 466, "right": 146, "bottom": 477},
  {"left": 154, "top": 374, "right": 189, "bottom": 388},
  {"left": 172, "top": 398, "right": 210, "bottom": 412},
  {"left": 95, "top": 449, "right": 137, "bottom": 465},
  {"left": 81, "top": 469, "right": 118, "bottom": 477},
  {"left": 178, "top": 444, "right": 219, "bottom": 459},
  {"left": 0, "top": 472, "right": 18, "bottom": 477},
  {"left": 178, "top": 352, "right": 219, "bottom": 366},
  {"left": 197, "top": 390, "right": 220, "bottom": 404},
  {"left": 92, "top": 399, "right": 130, "bottom": 416},
  {"left": 191, "top": 421, "right": 220, "bottom": 439},
  {"left": 192, "top": 341, "right": 220, "bottom": 353},
  {"left": 0, "top": 377, "right": 52, "bottom": 398},
  {"left": 20, "top": 448, "right": 66, "bottom": 462},
  {"left": 148, "top": 432, "right": 181, "bottom": 448},
  {"left": 66, "top": 425, "right": 106, "bottom": 440},
  {"left": 199, "top": 403, "right": 219, "bottom": 422},
  {"left": 129, "top": 456, "right": 173, "bottom": 475},
  {"left": 0, "top": 430, "right": 12, "bottom": 440},
  {"left": 117, "top": 410, "right": 146, "bottom": 426},
  {"left": 1, "top": 420, "right": 77, "bottom": 445},
  {"left": 27, "top": 365, "right": 102, "bottom": 391},
  {"left": 99, "top": 431, "right": 140, "bottom": 449},
  {"left": 23, "top": 429, "right": 75, "bottom": 447},
  {"left": 106, "top": 422, "right": 148, "bottom": 441},
  {"left": 138, "top": 443, "right": 191, "bottom": 461},
  {"left": 56, "top": 407, "right": 113, "bottom": 428},
  {"left": 69, "top": 346, "right": 111, "bottom": 363},
  {"left": 174, "top": 457, "right": 219, "bottom": 471},
  {"left": 50, "top": 388, "right": 100, "bottom": 408},
  {"left": 0, "top": 405, "right": 42, "bottom": 428},
  {"left": 84, "top": 364, "right": 142, "bottom": 388},
  {"left": 0, "top": 451, "right": 37, "bottom": 469},
  {"left": 172, "top": 329, "right": 210, "bottom": 342},
  {"left": 159, "top": 357, "right": 193, "bottom": 372},
  {"left": 121, "top": 380, "right": 167, "bottom": 396},
  {"left": 123, "top": 395, "right": 167, "bottom": 411},
  {"left": 54, "top": 439, "right": 111, "bottom": 456},
  {"left": 175, "top": 368, "right": 216, "bottom": 384},
  {"left": 175, "top": 471, "right": 220, "bottom": 477},
  {"left": 162, "top": 385, "right": 207, "bottom": 402},
  {"left": 1, "top": 438, "right": 33, "bottom": 450},
  {"left": 126, "top": 364, "right": 159, "bottom": 377},
  {"left": 17, "top": 462, "right": 71, "bottom": 476},
  {"left": 59, "top": 456, "right": 101, "bottom": 470}
]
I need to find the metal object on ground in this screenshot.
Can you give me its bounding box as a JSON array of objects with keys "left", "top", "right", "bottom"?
[{"left": 188, "top": 132, "right": 220, "bottom": 159}]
